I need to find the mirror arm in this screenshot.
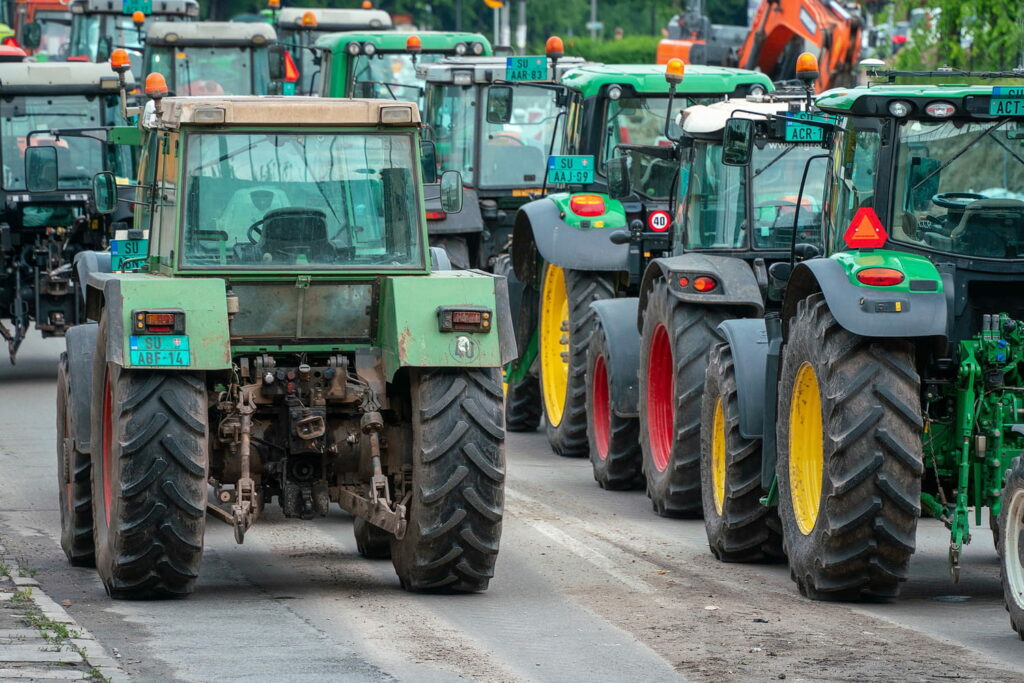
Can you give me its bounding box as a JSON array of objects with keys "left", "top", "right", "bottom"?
[
  {"left": 788, "top": 154, "right": 830, "bottom": 270},
  {"left": 663, "top": 83, "right": 679, "bottom": 143},
  {"left": 118, "top": 71, "right": 141, "bottom": 119},
  {"left": 538, "top": 108, "right": 567, "bottom": 198}
]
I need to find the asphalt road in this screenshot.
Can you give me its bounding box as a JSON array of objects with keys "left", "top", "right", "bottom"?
[{"left": 1, "top": 335, "right": 1023, "bottom": 682}]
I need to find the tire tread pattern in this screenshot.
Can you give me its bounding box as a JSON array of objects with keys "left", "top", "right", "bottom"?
[{"left": 586, "top": 318, "right": 642, "bottom": 490}]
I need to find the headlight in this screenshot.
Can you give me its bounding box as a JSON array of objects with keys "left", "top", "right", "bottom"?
[
  {"left": 455, "top": 42, "right": 467, "bottom": 55},
  {"left": 453, "top": 70, "right": 472, "bottom": 86},
  {"left": 925, "top": 101, "right": 955, "bottom": 118},
  {"left": 363, "top": 42, "right": 376, "bottom": 56},
  {"left": 346, "top": 42, "right": 362, "bottom": 55},
  {"left": 888, "top": 100, "right": 911, "bottom": 117},
  {"left": 607, "top": 85, "right": 622, "bottom": 101},
  {"left": 471, "top": 41, "right": 484, "bottom": 55}
]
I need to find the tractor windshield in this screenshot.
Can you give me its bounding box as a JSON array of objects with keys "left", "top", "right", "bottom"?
[
  {"left": 180, "top": 131, "right": 424, "bottom": 270},
  {"left": 147, "top": 46, "right": 270, "bottom": 96},
  {"left": 351, "top": 53, "right": 443, "bottom": 106},
  {"left": 68, "top": 13, "right": 145, "bottom": 61},
  {"left": 892, "top": 119, "right": 1024, "bottom": 259},
  {"left": 0, "top": 94, "right": 130, "bottom": 190},
  {"left": 603, "top": 95, "right": 682, "bottom": 199},
  {"left": 33, "top": 10, "right": 73, "bottom": 59},
  {"left": 684, "top": 142, "right": 825, "bottom": 250},
  {"left": 478, "top": 85, "right": 561, "bottom": 188},
  {"left": 426, "top": 84, "right": 476, "bottom": 182}
]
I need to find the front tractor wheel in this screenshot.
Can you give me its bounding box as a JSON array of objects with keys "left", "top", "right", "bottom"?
[
  {"left": 777, "top": 293, "right": 922, "bottom": 601},
  {"left": 539, "top": 264, "right": 614, "bottom": 457},
  {"left": 354, "top": 517, "right": 392, "bottom": 559},
  {"left": 391, "top": 368, "right": 505, "bottom": 592},
  {"left": 57, "top": 354, "right": 95, "bottom": 567},
  {"left": 639, "top": 280, "right": 727, "bottom": 517},
  {"left": 90, "top": 318, "right": 209, "bottom": 599},
  {"left": 699, "top": 342, "right": 783, "bottom": 562},
  {"left": 999, "top": 457, "right": 1024, "bottom": 639}
]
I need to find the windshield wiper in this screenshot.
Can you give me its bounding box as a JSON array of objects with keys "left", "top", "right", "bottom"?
[
  {"left": 911, "top": 119, "right": 1010, "bottom": 192},
  {"left": 752, "top": 146, "right": 795, "bottom": 179}
]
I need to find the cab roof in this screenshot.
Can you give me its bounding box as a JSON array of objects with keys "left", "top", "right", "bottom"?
[
  {"left": 146, "top": 20, "right": 276, "bottom": 46},
  {"left": 682, "top": 97, "right": 802, "bottom": 136},
  {"left": 559, "top": 63, "right": 774, "bottom": 98},
  {"left": 315, "top": 30, "right": 490, "bottom": 54},
  {"left": 421, "top": 55, "right": 589, "bottom": 84},
  {"left": 68, "top": 0, "right": 198, "bottom": 16},
  {"left": 276, "top": 7, "right": 391, "bottom": 30},
  {"left": 0, "top": 60, "right": 133, "bottom": 93},
  {"left": 152, "top": 96, "right": 419, "bottom": 129},
  {"left": 816, "top": 83, "right": 1015, "bottom": 118}
]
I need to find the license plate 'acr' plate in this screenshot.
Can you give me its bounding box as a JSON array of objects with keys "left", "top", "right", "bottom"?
[{"left": 129, "top": 335, "right": 191, "bottom": 366}]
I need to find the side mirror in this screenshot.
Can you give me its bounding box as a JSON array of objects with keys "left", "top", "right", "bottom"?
[
  {"left": 485, "top": 85, "right": 513, "bottom": 125},
  {"left": 439, "top": 170, "right": 463, "bottom": 214},
  {"left": 92, "top": 172, "right": 117, "bottom": 214},
  {"left": 420, "top": 140, "right": 438, "bottom": 184},
  {"left": 268, "top": 44, "right": 286, "bottom": 82},
  {"left": 22, "top": 21, "right": 41, "bottom": 49},
  {"left": 722, "top": 118, "right": 754, "bottom": 166},
  {"left": 605, "top": 156, "right": 631, "bottom": 199},
  {"left": 768, "top": 260, "right": 792, "bottom": 284},
  {"left": 25, "top": 146, "right": 58, "bottom": 192}
]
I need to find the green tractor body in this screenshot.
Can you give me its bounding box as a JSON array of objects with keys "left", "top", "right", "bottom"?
[
  {"left": 705, "top": 76, "right": 1024, "bottom": 625},
  {"left": 57, "top": 92, "right": 516, "bottom": 597},
  {"left": 143, "top": 21, "right": 278, "bottom": 96},
  {"left": 315, "top": 30, "right": 492, "bottom": 108},
  {"left": 506, "top": 63, "right": 775, "bottom": 450},
  {"left": 0, "top": 60, "right": 135, "bottom": 364}
]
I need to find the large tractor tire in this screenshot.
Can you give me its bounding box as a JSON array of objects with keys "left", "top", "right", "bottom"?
[
  {"left": 353, "top": 517, "right": 392, "bottom": 559},
  {"left": 700, "top": 342, "right": 784, "bottom": 562},
  {"left": 999, "top": 456, "right": 1024, "bottom": 640},
  {"left": 391, "top": 368, "right": 505, "bottom": 592},
  {"left": 777, "top": 293, "right": 922, "bottom": 601},
  {"left": 494, "top": 253, "right": 542, "bottom": 433},
  {"left": 57, "top": 354, "right": 95, "bottom": 567},
  {"left": 539, "top": 264, "right": 614, "bottom": 457},
  {"left": 90, "top": 315, "right": 209, "bottom": 599},
  {"left": 430, "top": 235, "right": 472, "bottom": 270},
  {"left": 586, "top": 316, "right": 642, "bottom": 490},
  {"left": 639, "top": 280, "right": 727, "bottom": 517}
]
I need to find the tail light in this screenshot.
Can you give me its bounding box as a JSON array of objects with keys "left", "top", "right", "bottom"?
[
  {"left": 132, "top": 309, "right": 186, "bottom": 334},
  {"left": 569, "top": 194, "right": 605, "bottom": 217},
  {"left": 693, "top": 276, "right": 717, "bottom": 292},
  {"left": 425, "top": 210, "right": 446, "bottom": 220},
  {"left": 856, "top": 268, "right": 904, "bottom": 287}
]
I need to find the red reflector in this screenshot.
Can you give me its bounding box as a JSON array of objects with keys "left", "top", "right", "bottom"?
[
  {"left": 678, "top": 276, "right": 689, "bottom": 287},
  {"left": 425, "top": 210, "right": 447, "bottom": 220},
  {"left": 569, "top": 194, "right": 605, "bottom": 217},
  {"left": 145, "top": 313, "right": 176, "bottom": 326},
  {"left": 146, "top": 325, "right": 172, "bottom": 333},
  {"left": 856, "top": 267, "right": 904, "bottom": 286},
  {"left": 693, "top": 276, "right": 717, "bottom": 292},
  {"left": 283, "top": 50, "right": 300, "bottom": 82},
  {"left": 843, "top": 207, "right": 888, "bottom": 249},
  {"left": 452, "top": 311, "right": 483, "bottom": 324},
  {"left": 2, "top": 37, "right": 18, "bottom": 47},
  {"left": 67, "top": 55, "right": 90, "bottom": 62}
]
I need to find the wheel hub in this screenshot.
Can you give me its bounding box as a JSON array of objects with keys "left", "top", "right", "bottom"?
[
  {"left": 540, "top": 264, "right": 570, "bottom": 427},
  {"left": 788, "top": 361, "right": 823, "bottom": 536},
  {"left": 646, "top": 323, "right": 674, "bottom": 473},
  {"left": 712, "top": 396, "right": 726, "bottom": 515}
]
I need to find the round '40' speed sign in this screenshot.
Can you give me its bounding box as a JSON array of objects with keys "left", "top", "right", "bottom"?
[{"left": 647, "top": 210, "right": 671, "bottom": 232}]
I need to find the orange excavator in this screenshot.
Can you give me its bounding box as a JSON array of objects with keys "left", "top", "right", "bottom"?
[{"left": 657, "top": 0, "right": 863, "bottom": 92}]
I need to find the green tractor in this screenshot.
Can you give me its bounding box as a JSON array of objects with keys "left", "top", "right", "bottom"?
[
  {"left": 55, "top": 73, "right": 516, "bottom": 596},
  {"left": 314, "top": 31, "right": 492, "bottom": 108},
  {"left": 701, "top": 68, "right": 1024, "bottom": 632},
  {"left": 591, "top": 87, "right": 830, "bottom": 520},
  {"left": 419, "top": 52, "right": 587, "bottom": 269},
  {"left": 143, "top": 21, "right": 278, "bottom": 96},
  {"left": 0, "top": 59, "right": 135, "bottom": 364},
  {"left": 508, "top": 61, "right": 773, "bottom": 450}
]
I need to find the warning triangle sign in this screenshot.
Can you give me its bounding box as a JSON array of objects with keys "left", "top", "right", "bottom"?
[{"left": 843, "top": 207, "right": 888, "bottom": 249}]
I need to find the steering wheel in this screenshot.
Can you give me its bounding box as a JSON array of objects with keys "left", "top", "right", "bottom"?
[
  {"left": 931, "top": 192, "right": 986, "bottom": 210},
  {"left": 247, "top": 218, "right": 267, "bottom": 243},
  {"left": 490, "top": 132, "right": 525, "bottom": 146}
]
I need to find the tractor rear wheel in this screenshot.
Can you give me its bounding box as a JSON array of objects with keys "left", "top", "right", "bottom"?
[
  {"left": 777, "top": 293, "right": 922, "bottom": 600},
  {"left": 539, "top": 264, "right": 614, "bottom": 457},
  {"left": 494, "top": 254, "right": 542, "bottom": 433},
  {"left": 391, "top": 368, "right": 505, "bottom": 592},
  {"left": 639, "top": 280, "right": 726, "bottom": 517},
  {"left": 700, "top": 342, "right": 784, "bottom": 562},
  {"left": 505, "top": 375, "right": 542, "bottom": 433},
  {"left": 90, "top": 315, "right": 209, "bottom": 599},
  {"left": 999, "top": 456, "right": 1024, "bottom": 640},
  {"left": 353, "top": 517, "right": 392, "bottom": 559},
  {"left": 57, "top": 354, "right": 95, "bottom": 567},
  {"left": 586, "top": 316, "right": 642, "bottom": 490}
]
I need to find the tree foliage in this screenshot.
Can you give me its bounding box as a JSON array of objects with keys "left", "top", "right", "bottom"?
[{"left": 892, "top": 0, "right": 1024, "bottom": 71}]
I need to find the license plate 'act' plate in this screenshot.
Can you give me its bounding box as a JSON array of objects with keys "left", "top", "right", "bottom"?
[
  {"left": 990, "top": 87, "right": 1024, "bottom": 116},
  {"left": 129, "top": 335, "right": 190, "bottom": 366}
]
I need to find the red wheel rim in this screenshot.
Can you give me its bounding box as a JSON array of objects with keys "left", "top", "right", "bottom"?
[
  {"left": 592, "top": 353, "right": 611, "bottom": 460},
  {"left": 646, "top": 324, "right": 674, "bottom": 473},
  {"left": 64, "top": 399, "right": 72, "bottom": 516},
  {"left": 102, "top": 371, "right": 113, "bottom": 528}
]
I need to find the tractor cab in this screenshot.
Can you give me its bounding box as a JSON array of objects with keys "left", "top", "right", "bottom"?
[
  {"left": 13, "top": 0, "right": 73, "bottom": 60},
  {"left": 0, "top": 60, "right": 135, "bottom": 363},
  {"left": 420, "top": 53, "right": 587, "bottom": 269},
  {"left": 315, "top": 31, "right": 491, "bottom": 108},
  {"left": 66, "top": 0, "right": 198, "bottom": 76},
  {"left": 143, "top": 21, "right": 277, "bottom": 97},
  {"left": 269, "top": 6, "right": 392, "bottom": 96}
]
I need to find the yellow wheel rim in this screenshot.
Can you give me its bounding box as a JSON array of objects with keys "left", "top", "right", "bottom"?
[
  {"left": 540, "top": 264, "right": 570, "bottom": 427},
  {"left": 712, "top": 396, "right": 726, "bottom": 515},
  {"left": 789, "top": 362, "right": 824, "bottom": 535}
]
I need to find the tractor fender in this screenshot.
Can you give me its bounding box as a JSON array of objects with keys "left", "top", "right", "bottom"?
[
  {"left": 65, "top": 323, "right": 98, "bottom": 454},
  {"left": 74, "top": 250, "right": 111, "bottom": 323},
  {"left": 590, "top": 297, "right": 641, "bottom": 418},
  {"left": 511, "top": 198, "right": 628, "bottom": 286},
  {"left": 637, "top": 254, "right": 764, "bottom": 332},
  {"left": 716, "top": 318, "right": 770, "bottom": 440},
  {"left": 424, "top": 186, "right": 485, "bottom": 236},
  {"left": 782, "top": 258, "right": 947, "bottom": 339}
]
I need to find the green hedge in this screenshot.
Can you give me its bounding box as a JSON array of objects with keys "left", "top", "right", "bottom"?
[{"left": 556, "top": 36, "right": 662, "bottom": 64}]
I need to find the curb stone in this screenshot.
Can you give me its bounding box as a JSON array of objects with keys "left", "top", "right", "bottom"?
[{"left": 0, "top": 549, "right": 127, "bottom": 682}]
